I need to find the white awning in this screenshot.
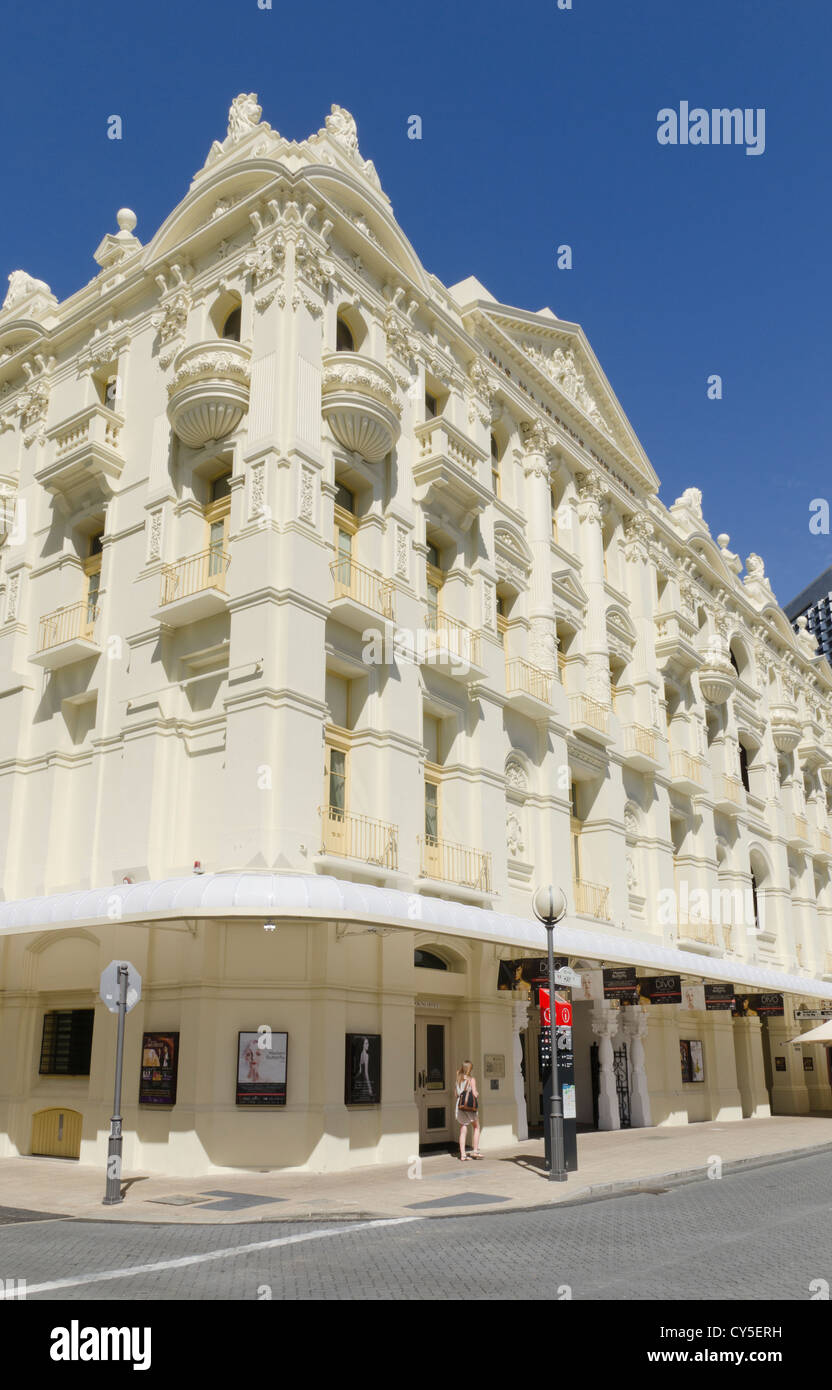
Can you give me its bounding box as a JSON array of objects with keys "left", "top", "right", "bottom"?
[{"left": 0, "top": 871, "right": 829, "bottom": 1002}]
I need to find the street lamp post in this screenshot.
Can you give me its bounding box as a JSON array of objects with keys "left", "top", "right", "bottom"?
[
  {"left": 532, "top": 884, "right": 568, "bottom": 1182},
  {"left": 103, "top": 964, "right": 128, "bottom": 1205}
]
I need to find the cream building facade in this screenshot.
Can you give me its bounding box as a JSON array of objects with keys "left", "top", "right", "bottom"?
[{"left": 0, "top": 95, "right": 831, "bottom": 1175}]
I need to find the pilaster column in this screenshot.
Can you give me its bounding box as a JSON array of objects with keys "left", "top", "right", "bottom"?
[
  {"left": 576, "top": 471, "right": 610, "bottom": 705},
  {"left": 521, "top": 422, "right": 556, "bottom": 673},
  {"left": 619, "top": 1004, "right": 652, "bottom": 1127},
  {"left": 732, "top": 1016, "right": 771, "bottom": 1118},
  {"left": 591, "top": 1001, "right": 620, "bottom": 1131},
  {"left": 511, "top": 996, "right": 531, "bottom": 1141},
  {"left": 622, "top": 513, "right": 659, "bottom": 725}
]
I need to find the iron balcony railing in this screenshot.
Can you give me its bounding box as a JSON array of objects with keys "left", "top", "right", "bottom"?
[
  {"left": 678, "top": 920, "right": 717, "bottom": 947},
  {"left": 421, "top": 835, "right": 491, "bottom": 892},
  {"left": 505, "top": 658, "right": 553, "bottom": 705},
  {"left": 424, "top": 604, "right": 481, "bottom": 668},
  {"left": 160, "top": 548, "right": 230, "bottom": 607},
  {"left": 573, "top": 879, "right": 612, "bottom": 921},
  {"left": 38, "top": 600, "right": 98, "bottom": 652},
  {"left": 330, "top": 557, "right": 395, "bottom": 619},
  {"left": 320, "top": 806, "right": 399, "bottom": 870}
]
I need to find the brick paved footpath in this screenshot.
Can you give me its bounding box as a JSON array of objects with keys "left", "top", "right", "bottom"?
[{"left": 1, "top": 1113, "right": 830, "bottom": 1225}]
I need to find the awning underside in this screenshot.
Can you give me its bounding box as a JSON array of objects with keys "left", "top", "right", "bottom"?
[{"left": 0, "top": 872, "right": 829, "bottom": 1002}]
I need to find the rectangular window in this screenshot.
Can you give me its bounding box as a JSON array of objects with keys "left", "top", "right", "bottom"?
[
  {"left": 328, "top": 746, "right": 347, "bottom": 812},
  {"left": 39, "top": 1010, "right": 95, "bottom": 1076},
  {"left": 425, "top": 779, "right": 439, "bottom": 840}
]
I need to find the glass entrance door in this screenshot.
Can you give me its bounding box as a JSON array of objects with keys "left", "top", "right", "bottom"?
[{"left": 414, "top": 1015, "right": 452, "bottom": 1144}]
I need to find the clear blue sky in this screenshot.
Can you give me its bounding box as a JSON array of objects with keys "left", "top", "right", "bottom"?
[{"left": 2, "top": 0, "right": 829, "bottom": 605}]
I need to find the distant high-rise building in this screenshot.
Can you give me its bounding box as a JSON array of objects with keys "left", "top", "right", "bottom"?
[{"left": 785, "top": 565, "right": 832, "bottom": 661}]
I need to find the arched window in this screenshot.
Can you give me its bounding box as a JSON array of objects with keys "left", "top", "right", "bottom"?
[
  {"left": 750, "top": 869, "right": 760, "bottom": 930},
  {"left": 222, "top": 305, "right": 241, "bottom": 341},
  {"left": 336, "top": 317, "right": 355, "bottom": 352},
  {"left": 414, "top": 949, "right": 447, "bottom": 971}
]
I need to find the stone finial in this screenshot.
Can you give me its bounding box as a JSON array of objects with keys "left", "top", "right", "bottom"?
[
  {"left": 717, "top": 532, "right": 742, "bottom": 575},
  {"left": 94, "top": 210, "right": 142, "bottom": 270}
]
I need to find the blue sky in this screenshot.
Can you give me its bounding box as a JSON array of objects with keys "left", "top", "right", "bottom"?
[{"left": 2, "top": 0, "right": 829, "bottom": 605}]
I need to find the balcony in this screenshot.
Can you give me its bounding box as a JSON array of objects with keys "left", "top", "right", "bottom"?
[
  {"left": 622, "top": 722, "right": 661, "bottom": 770},
  {"left": 167, "top": 341, "right": 251, "bottom": 449},
  {"left": 320, "top": 805, "right": 399, "bottom": 871},
  {"left": 713, "top": 774, "right": 743, "bottom": 816},
  {"left": 569, "top": 692, "right": 612, "bottom": 745},
  {"left": 30, "top": 601, "right": 101, "bottom": 669},
  {"left": 321, "top": 351, "right": 401, "bottom": 462},
  {"left": 505, "top": 658, "right": 553, "bottom": 717},
  {"left": 420, "top": 604, "right": 485, "bottom": 679},
  {"left": 798, "top": 718, "right": 828, "bottom": 769},
  {"left": 412, "top": 417, "right": 491, "bottom": 529},
  {"left": 155, "top": 548, "right": 230, "bottom": 626},
  {"left": 39, "top": 405, "right": 125, "bottom": 503},
  {"left": 421, "top": 835, "right": 492, "bottom": 893},
  {"left": 678, "top": 920, "right": 719, "bottom": 951},
  {"left": 697, "top": 657, "right": 736, "bottom": 706},
  {"left": 770, "top": 704, "right": 802, "bottom": 754},
  {"left": 815, "top": 828, "right": 832, "bottom": 862},
  {"left": 669, "top": 749, "right": 705, "bottom": 796},
  {"left": 653, "top": 611, "right": 701, "bottom": 677},
  {"left": 573, "top": 879, "right": 612, "bottom": 921},
  {"left": 329, "top": 557, "right": 395, "bottom": 633},
  {"left": 788, "top": 813, "right": 811, "bottom": 849}
]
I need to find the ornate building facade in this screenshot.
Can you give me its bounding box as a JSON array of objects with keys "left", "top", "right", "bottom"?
[{"left": 0, "top": 96, "right": 831, "bottom": 1174}]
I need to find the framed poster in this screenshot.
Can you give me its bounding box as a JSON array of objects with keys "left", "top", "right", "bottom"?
[
  {"left": 484, "top": 1053, "right": 505, "bottom": 1079},
  {"left": 236, "top": 1030, "right": 288, "bottom": 1106},
  {"left": 139, "top": 1032, "right": 179, "bottom": 1106},
  {"left": 803, "top": 1056, "right": 815, "bottom": 1072},
  {"left": 680, "top": 1039, "right": 705, "bottom": 1083},
  {"left": 498, "top": 957, "right": 567, "bottom": 990},
  {"left": 345, "top": 1033, "right": 381, "bottom": 1105},
  {"left": 638, "top": 975, "right": 681, "bottom": 1005},
  {"left": 774, "top": 1055, "right": 787, "bottom": 1072},
  {"left": 733, "top": 993, "right": 784, "bottom": 1018},
  {"left": 603, "top": 967, "right": 637, "bottom": 1002},
  {"left": 705, "top": 984, "right": 734, "bottom": 1011}
]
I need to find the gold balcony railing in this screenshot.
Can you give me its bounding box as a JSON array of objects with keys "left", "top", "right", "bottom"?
[
  {"left": 160, "top": 548, "right": 230, "bottom": 607},
  {"left": 38, "top": 600, "right": 98, "bottom": 652},
  {"left": 424, "top": 604, "right": 481, "bottom": 667},
  {"left": 573, "top": 879, "right": 612, "bottom": 920},
  {"left": 625, "top": 724, "right": 657, "bottom": 759},
  {"left": 679, "top": 920, "right": 717, "bottom": 946},
  {"left": 321, "top": 805, "right": 399, "bottom": 870},
  {"left": 569, "top": 693, "right": 610, "bottom": 733},
  {"left": 330, "top": 557, "right": 394, "bottom": 619},
  {"left": 421, "top": 835, "right": 491, "bottom": 891},
  {"left": 0, "top": 494, "right": 16, "bottom": 533},
  {"left": 670, "top": 750, "right": 704, "bottom": 786},
  {"left": 506, "top": 658, "right": 553, "bottom": 705}
]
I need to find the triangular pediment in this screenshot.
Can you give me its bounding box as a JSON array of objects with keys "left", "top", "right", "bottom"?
[
  {"left": 450, "top": 291, "right": 659, "bottom": 496},
  {"left": 552, "top": 567, "right": 588, "bottom": 613}
]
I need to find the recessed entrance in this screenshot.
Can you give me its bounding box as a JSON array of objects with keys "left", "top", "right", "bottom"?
[
  {"left": 414, "top": 1014, "right": 453, "bottom": 1145},
  {"left": 31, "top": 1107, "right": 82, "bottom": 1159}
]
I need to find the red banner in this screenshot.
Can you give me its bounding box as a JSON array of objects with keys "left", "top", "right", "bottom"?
[{"left": 539, "top": 989, "right": 572, "bottom": 1028}]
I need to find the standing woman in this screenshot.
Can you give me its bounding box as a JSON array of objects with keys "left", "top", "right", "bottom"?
[{"left": 455, "top": 1060, "right": 482, "bottom": 1160}]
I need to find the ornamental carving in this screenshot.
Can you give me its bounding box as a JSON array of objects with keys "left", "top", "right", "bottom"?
[
  {"left": 18, "top": 378, "right": 50, "bottom": 446},
  {"left": 5, "top": 571, "right": 20, "bottom": 621},
  {"left": 575, "top": 470, "right": 607, "bottom": 525},
  {"left": 324, "top": 105, "right": 383, "bottom": 194},
  {"left": 2, "top": 270, "right": 53, "bottom": 313},
  {"left": 168, "top": 350, "right": 250, "bottom": 392},
  {"left": 505, "top": 758, "right": 528, "bottom": 792},
  {"left": 250, "top": 463, "right": 265, "bottom": 518},
  {"left": 148, "top": 510, "right": 162, "bottom": 562},
  {"left": 521, "top": 420, "right": 553, "bottom": 463},
  {"left": 623, "top": 511, "right": 653, "bottom": 560},
  {"left": 321, "top": 359, "right": 400, "bottom": 416},
  {"left": 205, "top": 93, "right": 269, "bottom": 166},
  {"left": 395, "top": 524, "right": 409, "bottom": 579},
  {"left": 299, "top": 467, "right": 315, "bottom": 521},
  {"left": 523, "top": 342, "right": 610, "bottom": 434},
  {"left": 154, "top": 282, "right": 192, "bottom": 368},
  {"left": 245, "top": 231, "right": 286, "bottom": 310},
  {"left": 506, "top": 809, "right": 525, "bottom": 858}
]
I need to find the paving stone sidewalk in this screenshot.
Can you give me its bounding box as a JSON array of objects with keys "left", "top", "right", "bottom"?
[{"left": 1, "top": 1113, "right": 831, "bottom": 1225}]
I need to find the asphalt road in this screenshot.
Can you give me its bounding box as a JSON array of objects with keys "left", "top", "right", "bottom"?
[{"left": 1, "top": 1150, "right": 831, "bottom": 1301}]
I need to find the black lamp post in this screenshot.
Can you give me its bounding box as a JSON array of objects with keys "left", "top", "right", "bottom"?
[{"left": 532, "top": 884, "right": 568, "bottom": 1182}]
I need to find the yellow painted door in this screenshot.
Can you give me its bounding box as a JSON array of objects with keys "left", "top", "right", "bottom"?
[{"left": 31, "top": 1108, "right": 82, "bottom": 1159}]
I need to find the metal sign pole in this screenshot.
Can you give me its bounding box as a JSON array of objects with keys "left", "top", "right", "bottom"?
[
  {"left": 103, "top": 964, "right": 128, "bottom": 1206},
  {"left": 546, "top": 923, "right": 568, "bottom": 1182}
]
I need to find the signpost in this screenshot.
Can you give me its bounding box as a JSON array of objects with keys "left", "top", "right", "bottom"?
[
  {"left": 539, "top": 989, "right": 578, "bottom": 1172},
  {"left": 99, "top": 960, "right": 141, "bottom": 1206}
]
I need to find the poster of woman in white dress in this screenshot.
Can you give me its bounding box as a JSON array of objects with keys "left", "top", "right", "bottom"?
[
  {"left": 345, "top": 1033, "right": 381, "bottom": 1105},
  {"left": 236, "top": 1030, "right": 288, "bottom": 1105}
]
